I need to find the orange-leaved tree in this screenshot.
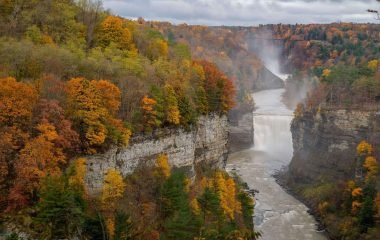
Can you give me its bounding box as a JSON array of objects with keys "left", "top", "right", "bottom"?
[
  {"left": 9, "top": 123, "right": 66, "bottom": 210},
  {"left": 141, "top": 95, "right": 160, "bottom": 132},
  {"left": 66, "top": 78, "right": 130, "bottom": 153},
  {"left": 0, "top": 77, "right": 38, "bottom": 128},
  {"left": 34, "top": 99, "right": 79, "bottom": 154},
  {"left": 0, "top": 77, "right": 38, "bottom": 209}
]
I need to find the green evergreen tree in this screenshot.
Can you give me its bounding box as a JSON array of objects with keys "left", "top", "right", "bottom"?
[
  {"left": 34, "top": 175, "right": 86, "bottom": 239},
  {"left": 160, "top": 172, "right": 200, "bottom": 240},
  {"left": 358, "top": 181, "right": 377, "bottom": 232},
  {"left": 114, "top": 211, "right": 135, "bottom": 240},
  {"left": 150, "top": 85, "right": 165, "bottom": 125},
  {"left": 238, "top": 191, "right": 254, "bottom": 229},
  {"left": 198, "top": 187, "right": 221, "bottom": 222},
  {"left": 178, "top": 95, "right": 197, "bottom": 126},
  {"left": 195, "top": 86, "right": 208, "bottom": 115}
]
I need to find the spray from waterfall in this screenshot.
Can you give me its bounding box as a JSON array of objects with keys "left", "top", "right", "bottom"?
[
  {"left": 247, "top": 28, "right": 285, "bottom": 79},
  {"left": 247, "top": 28, "right": 317, "bottom": 109}
]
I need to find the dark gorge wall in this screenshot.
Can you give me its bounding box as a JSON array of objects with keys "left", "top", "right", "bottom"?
[{"left": 288, "top": 109, "right": 380, "bottom": 184}]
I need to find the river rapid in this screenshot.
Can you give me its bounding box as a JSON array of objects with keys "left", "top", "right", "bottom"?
[{"left": 227, "top": 88, "right": 327, "bottom": 240}]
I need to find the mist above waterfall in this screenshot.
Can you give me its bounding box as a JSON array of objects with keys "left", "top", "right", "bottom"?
[
  {"left": 246, "top": 28, "right": 318, "bottom": 109},
  {"left": 247, "top": 29, "right": 286, "bottom": 79}
]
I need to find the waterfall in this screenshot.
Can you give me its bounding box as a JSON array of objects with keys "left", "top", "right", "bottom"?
[
  {"left": 252, "top": 88, "right": 294, "bottom": 168},
  {"left": 253, "top": 114, "right": 293, "bottom": 168}
]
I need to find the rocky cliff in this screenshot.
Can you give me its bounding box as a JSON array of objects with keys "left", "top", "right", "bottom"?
[
  {"left": 288, "top": 109, "right": 380, "bottom": 184},
  {"left": 85, "top": 114, "right": 228, "bottom": 194}
]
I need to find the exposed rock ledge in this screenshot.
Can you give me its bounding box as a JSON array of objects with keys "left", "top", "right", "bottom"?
[
  {"left": 85, "top": 114, "right": 228, "bottom": 194},
  {"left": 288, "top": 109, "right": 380, "bottom": 184}
]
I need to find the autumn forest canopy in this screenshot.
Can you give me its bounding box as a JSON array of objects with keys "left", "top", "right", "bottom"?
[{"left": 0, "top": 0, "right": 247, "bottom": 239}]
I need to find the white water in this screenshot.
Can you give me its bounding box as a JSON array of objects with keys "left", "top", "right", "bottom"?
[{"left": 227, "top": 88, "right": 327, "bottom": 240}]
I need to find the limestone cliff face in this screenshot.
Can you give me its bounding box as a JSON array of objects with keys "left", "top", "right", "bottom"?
[
  {"left": 85, "top": 114, "right": 228, "bottom": 194},
  {"left": 288, "top": 109, "right": 380, "bottom": 183}
]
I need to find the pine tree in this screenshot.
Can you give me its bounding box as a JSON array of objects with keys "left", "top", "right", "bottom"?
[
  {"left": 114, "top": 211, "right": 134, "bottom": 240},
  {"left": 150, "top": 85, "right": 165, "bottom": 125},
  {"left": 178, "top": 95, "right": 196, "bottom": 126},
  {"left": 160, "top": 171, "right": 200, "bottom": 240},
  {"left": 34, "top": 176, "right": 86, "bottom": 239}
]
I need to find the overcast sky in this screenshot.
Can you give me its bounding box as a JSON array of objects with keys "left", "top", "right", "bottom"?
[{"left": 103, "top": 0, "right": 380, "bottom": 26}]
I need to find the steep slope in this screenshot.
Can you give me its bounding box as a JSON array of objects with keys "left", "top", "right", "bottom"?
[{"left": 289, "top": 109, "right": 380, "bottom": 183}]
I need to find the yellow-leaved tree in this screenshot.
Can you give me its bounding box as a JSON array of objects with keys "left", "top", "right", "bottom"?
[
  {"left": 154, "top": 153, "right": 171, "bottom": 179},
  {"left": 69, "top": 158, "right": 87, "bottom": 193},
  {"left": 363, "top": 156, "right": 379, "bottom": 181},
  {"left": 98, "top": 16, "right": 134, "bottom": 50},
  {"left": 164, "top": 84, "right": 180, "bottom": 125},
  {"left": 322, "top": 69, "right": 331, "bottom": 78},
  {"left": 357, "top": 140, "right": 373, "bottom": 156},
  {"left": 66, "top": 78, "right": 108, "bottom": 152},
  {"left": 147, "top": 38, "right": 169, "bottom": 60},
  {"left": 368, "top": 59, "right": 379, "bottom": 71},
  {"left": 66, "top": 78, "right": 130, "bottom": 152},
  {"left": 214, "top": 171, "right": 242, "bottom": 220},
  {"left": 101, "top": 169, "right": 126, "bottom": 239}
]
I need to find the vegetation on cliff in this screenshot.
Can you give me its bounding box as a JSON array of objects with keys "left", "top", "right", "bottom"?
[
  {"left": 2, "top": 155, "right": 258, "bottom": 240},
  {"left": 0, "top": 0, "right": 240, "bottom": 238},
  {"left": 294, "top": 141, "right": 380, "bottom": 239}
]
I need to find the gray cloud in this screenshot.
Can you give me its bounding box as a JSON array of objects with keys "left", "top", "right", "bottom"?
[{"left": 103, "top": 0, "right": 380, "bottom": 26}]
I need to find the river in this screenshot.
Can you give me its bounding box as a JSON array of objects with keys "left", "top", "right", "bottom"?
[{"left": 226, "top": 88, "right": 327, "bottom": 240}]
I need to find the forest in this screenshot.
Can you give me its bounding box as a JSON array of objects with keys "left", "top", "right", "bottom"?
[{"left": 0, "top": 0, "right": 250, "bottom": 239}]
